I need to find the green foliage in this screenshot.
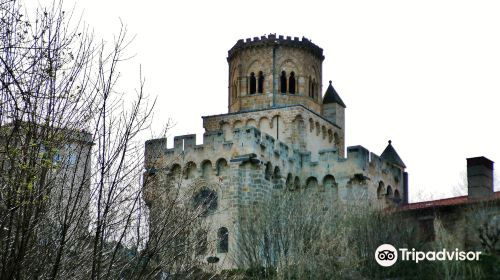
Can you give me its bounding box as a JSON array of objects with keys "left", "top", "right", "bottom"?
[{"left": 478, "top": 253, "right": 500, "bottom": 279}]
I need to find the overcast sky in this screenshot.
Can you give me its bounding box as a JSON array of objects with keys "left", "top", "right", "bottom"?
[{"left": 48, "top": 0, "right": 500, "bottom": 202}]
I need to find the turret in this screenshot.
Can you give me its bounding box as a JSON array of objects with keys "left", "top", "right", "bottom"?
[
  {"left": 227, "top": 34, "right": 324, "bottom": 114},
  {"left": 380, "top": 140, "right": 406, "bottom": 169},
  {"left": 321, "top": 80, "right": 346, "bottom": 130}
]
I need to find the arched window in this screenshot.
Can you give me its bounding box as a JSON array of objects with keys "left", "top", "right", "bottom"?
[
  {"left": 323, "top": 175, "right": 337, "bottom": 196},
  {"left": 280, "top": 71, "right": 287, "bottom": 93},
  {"left": 216, "top": 158, "right": 228, "bottom": 176},
  {"left": 264, "top": 162, "right": 272, "bottom": 181},
  {"left": 308, "top": 76, "right": 312, "bottom": 97},
  {"left": 306, "top": 177, "right": 318, "bottom": 189},
  {"left": 273, "top": 166, "right": 282, "bottom": 189},
  {"left": 377, "top": 181, "right": 385, "bottom": 199},
  {"left": 386, "top": 185, "right": 393, "bottom": 198},
  {"left": 334, "top": 133, "right": 340, "bottom": 148},
  {"left": 170, "top": 164, "right": 181, "bottom": 178},
  {"left": 311, "top": 79, "right": 316, "bottom": 99},
  {"left": 184, "top": 162, "right": 197, "bottom": 179},
  {"left": 394, "top": 190, "right": 401, "bottom": 203},
  {"left": 294, "top": 176, "right": 300, "bottom": 190},
  {"left": 232, "top": 82, "right": 237, "bottom": 100},
  {"left": 286, "top": 173, "right": 293, "bottom": 190},
  {"left": 201, "top": 160, "right": 212, "bottom": 179},
  {"left": 249, "top": 72, "right": 256, "bottom": 94},
  {"left": 258, "top": 71, "right": 264, "bottom": 93},
  {"left": 218, "top": 227, "right": 229, "bottom": 253},
  {"left": 289, "top": 71, "right": 296, "bottom": 94},
  {"left": 192, "top": 188, "right": 218, "bottom": 216},
  {"left": 315, "top": 80, "right": 319, "bottom": 98}
]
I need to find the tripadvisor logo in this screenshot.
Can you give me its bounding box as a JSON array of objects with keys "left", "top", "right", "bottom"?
[
  {"left": 375, "top": 244, "right": 398, "bottom": 267},
  {"left": 375, "top": 244, "right": 481, "bottom": 267}
]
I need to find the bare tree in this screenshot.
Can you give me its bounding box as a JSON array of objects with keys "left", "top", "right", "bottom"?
[
  {"left": 236, "top": 190, "right": 425, "bottom": 279},
  {"left": 0, "top": 1, "right": 211, "bottom": 279},
  {"left": 141, "top": 155, "right": 216, "bottom": 279}
]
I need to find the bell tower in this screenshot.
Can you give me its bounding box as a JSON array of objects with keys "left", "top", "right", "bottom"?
[{"left": 227, "top": 34, "right": 325, "bottom": 114}]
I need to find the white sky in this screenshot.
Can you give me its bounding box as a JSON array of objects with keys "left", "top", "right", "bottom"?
[{"left": 42, "top": 0, "right": 500, "bottom": 202}]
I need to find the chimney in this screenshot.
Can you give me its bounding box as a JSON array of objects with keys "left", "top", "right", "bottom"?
[{"left": 467, "top": 156, "right": 494, "bottom": 198}]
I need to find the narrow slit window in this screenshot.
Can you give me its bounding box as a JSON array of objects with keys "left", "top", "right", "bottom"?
[
  {"left": 218, "top": 227, "right": 229, "bottom": 253},
  {"left": 289, "top": 71, "right": 296, "bottom": 94},
  {"left": 280, "top": 71, "right": 287, "bottom": 93},
  {"left": 232, "top": 83, "right": 237, "bottom": 100},
  {"left": 315, "top": 80, "right": 319, "bottom": 99},
  {"left": 249, "top": 72, "right": 256, "bottom": 94},
  {"left": 308, "top": 76, "right": 312, "bottom": 97},
  {"left": 312, "top": 79, "right": 316, "bottom": 99},
  {"left": 258, "top": 71, "right": 264, "bottom": 93}
]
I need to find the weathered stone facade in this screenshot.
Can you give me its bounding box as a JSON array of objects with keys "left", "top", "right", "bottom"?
[
  {"left": 144, "top": 34, "right": 408, "bottom": 269},
  {"left": 228, "top": 35, "right": 324, "bottom": 115}
]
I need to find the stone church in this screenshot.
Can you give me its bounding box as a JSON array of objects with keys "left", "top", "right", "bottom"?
[{"left": 144, "top": 34, "right": 408, "bottom": 269}]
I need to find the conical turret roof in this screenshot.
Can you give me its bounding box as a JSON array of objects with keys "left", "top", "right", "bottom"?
[
  {"left": 323, "top": 81, "right": 346, "bottom": 107},
  {"left": 380, "top": 140, "right": 406, "bottom": 168}
]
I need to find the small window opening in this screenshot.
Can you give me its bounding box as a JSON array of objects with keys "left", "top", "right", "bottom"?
[
  {"left": 258, "top": 71, "right": 264, "bottom": 93},
  {"left": 308, "top": 76, "right": 312, "bottom": 97},
  {"left": 280, "top": 71, "right": 287, "bottom": 93},
  {"left": 249, "top": 72, "right": 256, "bottom": 94},
  {"left": 312, "top": 79, "right": 316, "bottom": 99},
  {"left": 218, "top": 227, "right": 229, "bottom": 253},
  {"left": 289, "top": 71, "right": 296, "bottom": 94}
]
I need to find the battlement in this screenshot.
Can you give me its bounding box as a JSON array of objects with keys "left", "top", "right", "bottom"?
[
  {"left": 145, "top": 126, "right": 402, "bottom": 179},
  {"left": 227, "top": 34, "right": 324, "bottom": 61},
  {"left": 145, "top": 33, "right": 408, "bottom": 271}
]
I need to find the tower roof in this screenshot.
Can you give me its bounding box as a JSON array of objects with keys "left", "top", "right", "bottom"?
[
  {"left": 380, "top": 140, "right": 406, "bottom": 168},
  {"left": 323, "top": 81, "right": 346, "bottom": 108}
]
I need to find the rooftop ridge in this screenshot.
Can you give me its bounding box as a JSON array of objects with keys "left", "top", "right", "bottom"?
[
  {"left": 227, "top": 34, "right": 324, "bottom": 61},
  {"left": 400, "top": 192, "right": 500, "bottom": 211}
]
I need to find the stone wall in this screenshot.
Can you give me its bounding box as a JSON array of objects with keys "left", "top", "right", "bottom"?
[
  {"left": 144, "top": 34, "right": 407, "bottom": 270},
  {"left": 202, "top": 105, "right": 344, "bottom": 159},
  {"left": 144, "top": 125, "right": 405, "bottom": 269},
  {"left": 228, "top": 35, "right": 323, "bottom": 114}
]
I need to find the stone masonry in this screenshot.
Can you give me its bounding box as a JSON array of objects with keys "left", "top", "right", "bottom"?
[{"left": 144, "top": 34, "right": 408, "bottom": 270}]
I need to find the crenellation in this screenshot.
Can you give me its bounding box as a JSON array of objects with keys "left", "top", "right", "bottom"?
[
  {"left": 370, "top": 152, "right": 382, "bottom": 167},
  {"left": 228, "top": 34, "right": 322, "bottom": 59},
  {"left": 346, "top": 145, "right": 370, "bottom": 172},
  {"left": 203, "top": 130, "right": 225, "bottom": 146},
  {"left": 173, "top": 134, "right": 196, "bottom": 151},
  {"left": 145, "top": 35, "right": 408, "bottom": 270},
  {"left": 149, "top": 127, "right": 402, "bottom": 195},
  {"left": 194, "top": 145, "right": 204, "bottom": 152}
]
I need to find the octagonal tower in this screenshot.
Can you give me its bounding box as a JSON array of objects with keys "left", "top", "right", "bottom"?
[{"left": 228, "top": 34, "right": 324, "bottom": 114}]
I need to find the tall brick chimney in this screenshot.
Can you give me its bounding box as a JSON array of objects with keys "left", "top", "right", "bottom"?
[{"left": 467, "top": 156, "right": 494, "bottom": 198}]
